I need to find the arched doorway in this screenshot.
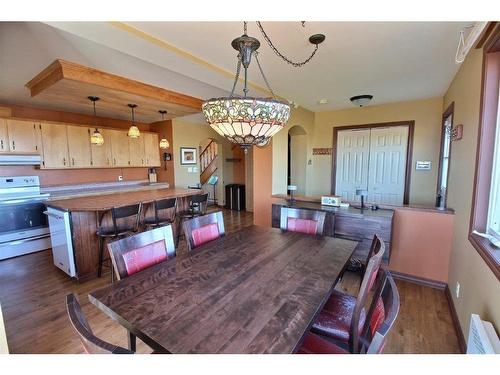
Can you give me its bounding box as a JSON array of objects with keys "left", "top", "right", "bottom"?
[{"left": 287, "top": 125, "right": 307, "bottom": 196}]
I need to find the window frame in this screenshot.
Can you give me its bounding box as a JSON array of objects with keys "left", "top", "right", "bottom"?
[
  {"left": 469, "top": 25, "right": 500, "bottom": 281},
  {"left": 436, "top": 102, "right": 454, "bottom": 208}
]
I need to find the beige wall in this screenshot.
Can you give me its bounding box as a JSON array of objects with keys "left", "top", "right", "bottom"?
[
  {"left": 313, "top": 98, "right": 444, "bottom": 205},
  {"left": 272, "top": 98, "right": 444, "bottom": 206},
  {"left": 172, "top": 119, "right": 228, "bottom": 205},
  {"left": 272, "top": 106, "right": 315, "bottom": 195},
  {"left": 444, "top": 48, "right": 500, "bottom": 340}
]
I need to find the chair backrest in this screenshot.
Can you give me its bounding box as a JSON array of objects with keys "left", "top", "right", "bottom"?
[
  {"left": 107, "top": 225, "right": 176, "bottom": 280},
  {"left": 190, "top": 193, "right": 209, "bottom": 215},
  {"left": 110, "top": 203, "right": 142, "bottom": 235},
  {"left": 280, "top": 207, "right": 327, "bottom": 236},
  {"left": 154, "top": 197, "right": 177, "bottom": 223},
  {"left": 349, "top": 235, "right": 385, "bottom": 353},
  {"left": 183, "top": 211, "right": 225, "bottom": 251},
  {"left": 361, "top": 271, "right": 400, "bottom": 354},
  {"left": 66, "top": 294, "right": 133, "bottom": 354}
]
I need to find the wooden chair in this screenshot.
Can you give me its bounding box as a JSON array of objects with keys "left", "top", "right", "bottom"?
[
  {"left": 176, "top": 193, "right": 209, "bottom": 246},
  {"left": 97, "top": 203, "right": 142, "bottom": 280},
  {"left": 107, "top": 225, "right": 176, "bottom": 281},
  {"left": 310, "top": 235, "right": 385, "bottom": 353},
  {"left": 297, "top": 269, "right": 399, "bottom": 354},
  {"left": 66, "top": 294, "right": 133, "bottom": 354},
  {"left": 143, "top": 197, "right": 177, "bottom": 229},
  {"left": 279, "top": 207, "right": 327, "bottom": 236},
  {"left": 183, "top": 211, "right": 225, "bottom": 251}
]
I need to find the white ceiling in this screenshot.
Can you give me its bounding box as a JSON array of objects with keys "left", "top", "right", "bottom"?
[{"left": 0, "top": 21, "right": 469, "bottom": 119}]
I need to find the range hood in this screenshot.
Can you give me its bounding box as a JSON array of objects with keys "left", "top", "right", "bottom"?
[{"left": 0, "top": 154, "right": 42, "bottom": 166}]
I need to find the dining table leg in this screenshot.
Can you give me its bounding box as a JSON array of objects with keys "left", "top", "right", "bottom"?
[{"left": 128, "top": 331, "right": 137, "bottom": 352}]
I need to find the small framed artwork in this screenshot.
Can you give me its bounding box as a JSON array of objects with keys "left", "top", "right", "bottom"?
[{"left": 180, "top": 147, "right": 197, "bottom": 165}]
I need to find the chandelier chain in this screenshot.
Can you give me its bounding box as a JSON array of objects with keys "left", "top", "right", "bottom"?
[
  {"left": 229, "top": 54, "right": 242, "bottom": 98},
  {"left": 256, "top": 21, "right": 319, "bottom": 67},
  {"left": 254, "top": 52, "right": 276, "bottom": 98}
]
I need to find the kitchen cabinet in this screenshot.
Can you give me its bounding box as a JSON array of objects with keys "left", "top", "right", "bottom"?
[
  {"left": 109, "top": 129, "right": 130, "bottom": 167},
  {"left": 144, "top": 132, "right": 161, "bottom": 167},
  {"left": 66, "top": 126, "right": 92, "bottom": 168},
  {"left": 40, "top": 122, "right": 69, "bottom": 168},
  {"left": 129, "top": 136, "right": 146, "bottom": 167},
  {"left": 6, "top": 119, "right": 39, "bottom": 153},
  {"left": 0, "top": 119, "right": 8, "bottom": 153},
  {"left": 90, "top": 128, "right": 113, "bottom": 168}
]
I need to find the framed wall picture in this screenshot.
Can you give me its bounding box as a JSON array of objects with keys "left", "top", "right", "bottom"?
[{"left": 180, "top": 147, "right": 197, "bottom": 165}]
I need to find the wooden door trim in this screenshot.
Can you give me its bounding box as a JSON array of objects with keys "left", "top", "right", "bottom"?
[
  {"left": 435, "top": 102, "right": 455, "bottom": 207},
  {"left": 331, "top": 120, "right": 415, "bottom": 205}
]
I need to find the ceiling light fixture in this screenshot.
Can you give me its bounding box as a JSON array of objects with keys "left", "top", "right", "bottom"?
[
  {"left": 158, "top": 110, "right": 170, "bottom": 149},
  {"left": 318, "top": 99, "right": 328, "bottom": 105},
  {"left": 350, "top": 95, "right": 373, "bottom": 107},
  {"left": 88, "top": 96, "right": 104, "bottom": 146},
  {"left": 127, "top": 104, "right": 140, "bottom": 138},
  {"left": 202, "top": 21, "right": 325, "bottom": 151}
]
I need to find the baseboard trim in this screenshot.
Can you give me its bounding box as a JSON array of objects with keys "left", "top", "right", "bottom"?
[
  {"left": 444, "top": 285, "right": 467, "bottom": 353},
  {"left": 390, "top": 270, "right": 447, "bottom": 290}
]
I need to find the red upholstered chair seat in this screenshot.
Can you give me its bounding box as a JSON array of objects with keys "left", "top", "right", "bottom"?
[
  {"left": 311, "top": 289, "right": 366, "bottom": 342},
  {"left": 287, "top": 217, "right": 318, "bottom": 235},
  {"left": 297, "top": 333, "right": 349, "bottom": 354},
  {"left": 122, "top": 240, "right": 169, "bottom": 276},
  {"left": 191, "top": 223, "right": 220, "bottom": 247}
]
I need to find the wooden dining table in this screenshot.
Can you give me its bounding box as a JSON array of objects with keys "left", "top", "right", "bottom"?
[{"left": 88, "top": 225, "right": 358, "bottom": 354}]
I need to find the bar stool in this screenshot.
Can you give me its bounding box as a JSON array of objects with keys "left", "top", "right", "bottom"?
[
  {"left": 176, "top": 193, "right": 208, "bottom": 246},
  {"left": 96, "top": 203, "right": 142, "bottom": 281},
  {"left": 143, "top": 197, "right": 177, "bottom": 230}
]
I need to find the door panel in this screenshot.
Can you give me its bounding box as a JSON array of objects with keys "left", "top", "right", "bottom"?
[
  {"left": 0, "top": 119, "right": 8, "bottom": 153},
  {"left": 335, "top": 129, "right": 370, "bottom": 202},
  {"left": 40, "top": 123, "right": 69, "bottom": 168},
  {"left": 67, "top": 126, "right": 92, "bottom": 168},
  {"left": 109, "top": 129, "right": 130, "bottom": 167},
  {"left": 129, "top": 136, "right": 145, "bottom": 167},
  {"left": 90, "top": 128, "right": 113, "bottom": 167},
  {"left": 144, "top": 133, "right": 161, "bottom": 167},
  {"left": 367, "top": 126, "right": 408, "bottom": 205},
  {"left": 6, "top": 119, "right": 38, "bottom": 153}
]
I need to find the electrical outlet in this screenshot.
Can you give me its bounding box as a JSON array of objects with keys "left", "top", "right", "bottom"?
[
  {"left": 455, "top": 281, "right": 460, "bottom": 298},
  {"left": 118, "top": 175, "right": 123, "bottom": 181}
]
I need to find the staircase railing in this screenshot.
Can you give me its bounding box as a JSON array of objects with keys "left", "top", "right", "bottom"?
[{"left": 200, "top": 139, "right": 218, "bottom": 185}]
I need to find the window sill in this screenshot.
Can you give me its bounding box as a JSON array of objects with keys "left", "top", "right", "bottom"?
[{"left": 469, "top": 232, "right": 500, "bottom": 281}]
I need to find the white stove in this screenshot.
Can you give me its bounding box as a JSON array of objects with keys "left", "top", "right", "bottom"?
[{"left": 0, "top": 176, "right": 51, "bottom": 260}]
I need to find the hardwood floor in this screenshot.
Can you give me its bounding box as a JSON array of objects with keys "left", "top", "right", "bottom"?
[{"left": 0, "top": 208, "right": 460, "bottom": 354}]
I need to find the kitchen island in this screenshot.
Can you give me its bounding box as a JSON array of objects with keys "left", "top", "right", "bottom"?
[{"left": 46, "top": 187, "right": 202, "bottom": 282}]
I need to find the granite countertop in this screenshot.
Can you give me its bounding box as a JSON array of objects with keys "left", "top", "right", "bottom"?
[
  {"left": 43, "top": 180, "right": 169, "bottom": 200},
  {"left": 47, "top": 187, "right": 201, "bottom": 212}
]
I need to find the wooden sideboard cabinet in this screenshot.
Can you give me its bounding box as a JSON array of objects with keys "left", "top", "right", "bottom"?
[{"left": 272, "top": 201, "right": 394, "bottom": 264}]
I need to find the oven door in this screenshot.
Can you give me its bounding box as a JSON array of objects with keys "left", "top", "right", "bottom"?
[{"left": 0, "top": 198, "right": 50, "bottom": 260}]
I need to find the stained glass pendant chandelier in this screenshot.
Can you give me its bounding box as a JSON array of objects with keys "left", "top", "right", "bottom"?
[
  {"left": 202, "top": 22, "right": 325, "bottom": 151},
  {"left": 88, "top": 96, "right": 104, "bottom": 146}
]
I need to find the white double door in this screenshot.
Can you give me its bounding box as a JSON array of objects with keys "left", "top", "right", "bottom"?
[{"left": 335, "top": 126, "right": 409, "bottom": 205}]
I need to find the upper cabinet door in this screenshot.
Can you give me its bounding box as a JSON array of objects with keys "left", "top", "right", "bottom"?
[
  {"left": 40, "top": 123, "right": 69, "bottom": 168},
  {"left": 144, "top": 133, "right": 161, "bottom": 167},
  {"left": 0, "top": 119, "right": 8, "bottom": 153},
  {"left": 90, "top": 128, "right": 113, "bottom": 168},
  {"left": 109, "top": 129, "right": 130, "bottom": 167},
  {"left": 67, "top": 125, "right": 92, "bottom": 168},
  {"left": 6, "top": 119, "right": 39, "bottom": 153},
  {"left": 129, "top": 136, "right": 146, "bottom": 167}
]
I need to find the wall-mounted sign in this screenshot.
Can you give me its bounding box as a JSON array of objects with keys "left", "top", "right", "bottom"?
[
  {"left": 313, "top": 148, "right": 332, "bottom": 155},
  {"left": 415, "top": 161, "right": 432, "bottom": 170}
]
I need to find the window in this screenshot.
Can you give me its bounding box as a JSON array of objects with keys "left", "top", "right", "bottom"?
[
  {"left": 469, "top": 26, "right": 500, "bottom": 280},
  {"left": 436, "top": 104, "right": 454, "bottom": 208},
  {"left": 486, "top": 88, "right": 500, "bottom": 241}
]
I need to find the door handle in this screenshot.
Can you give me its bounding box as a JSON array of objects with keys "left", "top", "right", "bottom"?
[
  {"left": 63, "top": 157, "right": 66, "bottom": 166},
  {"left": 0, "top": 139, "right": 3, "bottom": 149},
  {"left": 12, "top": 140, "right": 15, "bottom": 150},
  {"left": 72, "top": 158, "right": 75, "bottom": 166},
  {"left": 43, "top": 211, "right": 63, "bottom": 220},
  {"left": 113, "top": 158, "right": 116, "bottom": 165}
]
